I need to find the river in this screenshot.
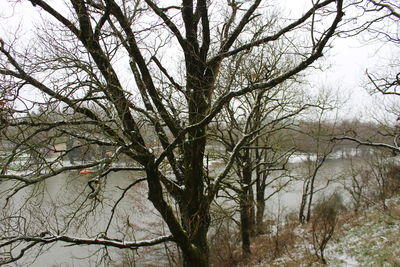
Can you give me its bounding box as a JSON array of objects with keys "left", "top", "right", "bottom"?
[{"left": 0, "top": 158, "right": 361, "bottom": 266}]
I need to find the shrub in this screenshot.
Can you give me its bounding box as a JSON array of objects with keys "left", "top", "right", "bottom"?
[{"left": 310, "top": 192, "right": 344, "bottom": 264}]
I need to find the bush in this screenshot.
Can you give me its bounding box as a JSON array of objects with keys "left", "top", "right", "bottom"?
[
  {"left": 386, "top": 164, "right": 400, "bottom": 195},
  {"left": 209, "top": 217, "right": 241, "bottom": 267},
  {"left": 310, "top": 192, "right": 344, "bottom": 264},
  {"left": 344, "top": 158, "right": 400, "bottom": 212}
]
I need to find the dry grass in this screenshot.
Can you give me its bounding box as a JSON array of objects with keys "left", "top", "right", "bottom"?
[
  {"left": 235, "top": 221, "right": 300, "bottom": 267},
  {"left": 209, "top": 185, "right": 400, "bottom": 267},
  {"left": 230, "top": 210, "right": 362, "bottom": 266}
]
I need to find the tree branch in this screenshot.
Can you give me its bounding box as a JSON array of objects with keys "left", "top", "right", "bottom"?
[
  {"left": 333, "top": 136, "right": 400, "bottom": 152},
  {"left": 212, "top": 0, "right": 337, "bottom": 62},
  {"left": 144, "top": 0, "right": 187, "bottom": 49},
  {"left": 0, "top": 233, "right": 173, "bottom": 250}
]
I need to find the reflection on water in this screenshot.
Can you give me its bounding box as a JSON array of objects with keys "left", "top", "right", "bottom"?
[
  {"left": 265, "top": 159, "right": 353, "bottom": 217},
  {"left": 1, "top": 171, "right": 170, "bottom": 267},
  {"left": 0, "top": 158, "right": 357, "bottom": 266}
]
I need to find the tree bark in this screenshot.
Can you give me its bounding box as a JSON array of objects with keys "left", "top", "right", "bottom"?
[
  {"left": 240, "top": 149, "right": 253, "bottom": 257},
  {"left": 255, "top": 184, "right": 266, "bottom": 234}
]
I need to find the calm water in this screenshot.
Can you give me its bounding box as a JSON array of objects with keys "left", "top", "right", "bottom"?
[
  {"left": 1, "top": 158, "right": 356, "bottom": 266},
  {"left": 1, "top": 170, "right": 171, "bottom": 267}
]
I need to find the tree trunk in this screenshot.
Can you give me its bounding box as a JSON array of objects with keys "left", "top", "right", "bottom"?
[
  {"left": 182, "top": 243, "right": 209, "bottom": 267},
  {"left": 146, "top": 155, "right": 210, "bottom": 267},
  {"left": 180, "top": 129, "right": 210, "bottom": 266},
  {"left": 240, "top": 149, "right": 253, "bottom": 257},
  {"left": 306, "top": 177, "right": 316, "bottom": 223},
  {"left": 299, "top": 179, "right": 310, "bottom": 224},
  {"left": 249, "top": 185, "right": 256, "bottom": 237},
  {"left": 255, "top": 158, "right": 268, "bottom": 235},
  {"left": 240, "top": 197, "right": 251, "bottom": 258},
  {"left": 255, "top": 191, "right": 266, "bottom": 234},
  {"left": 180, "top": 48, "right": 212, "bottom": 266}
]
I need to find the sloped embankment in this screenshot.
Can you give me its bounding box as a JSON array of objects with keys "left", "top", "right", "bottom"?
[
  {"left": 238, "top": 196, "right": 400, "bottom": 266},
  {"left": 326, "top": 197, "right": 400, "bottom": 266}
]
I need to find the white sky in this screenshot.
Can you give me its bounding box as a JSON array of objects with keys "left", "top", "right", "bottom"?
[
  {"left": 282, "top": 0, "right": 400, "bottom": 122},
  {"left": 315, "top": 29, "right": 399, "bottom": 122},
  {"left": 1, "top": 0, "right": 398, "bottom": 122}
]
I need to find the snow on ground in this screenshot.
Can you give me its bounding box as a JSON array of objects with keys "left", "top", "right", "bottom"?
[
  {"left": 259, "top": 197, "right": 400, "bottom": 267},
  {"left": 325, "top": 197, "right": 400, "bottom": 266},
  {"left": 334, "top": 255, "right": 359, "bottom": 266}
]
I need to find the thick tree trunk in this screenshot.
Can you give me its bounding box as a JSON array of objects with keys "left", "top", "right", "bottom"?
[
  {"left": 182, "top": 243, "right": 209, "bottom": 267},
  {"left": 147, "top": 159, "right": 211, "bottom": 267},
  {"left": 181, "top": 169, "right": 210, "bottom": 267},
  {"left": 180, "top": 49, "right": 212, "bottom": 266},
  {"left": 180, "top": 126, "right": 210, "bottom": 266}
]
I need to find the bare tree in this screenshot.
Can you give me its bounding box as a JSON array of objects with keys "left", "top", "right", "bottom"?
[
  {"left": 210, "top": 43, "right": 309, "bottom": 257},
  {"left": 0, "top": 1, "right": 344, "bottom": 266},
  {"left": 310, "top": 192, "right": 343, "bottom": 264},
  {"left": 296, "top": 90, "right": 342, "bottom": 224}
]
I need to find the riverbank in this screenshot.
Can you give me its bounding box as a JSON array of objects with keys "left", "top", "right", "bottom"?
[{"left": 233, "top": 196, "right": 400, "bottom": 267}]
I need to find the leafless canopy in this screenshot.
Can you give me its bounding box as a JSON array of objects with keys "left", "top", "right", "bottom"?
[{"left": 0, "top": 0, "right": 344, "bottom": 266}]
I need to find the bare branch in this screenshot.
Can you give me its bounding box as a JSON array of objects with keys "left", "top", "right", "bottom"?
[
  {"left": 144, "top": 0, "right": 187, "bottom": 49},
  {"left": 0, "top": 233, "right": 173, "bottom": 250},
  {"left": 333, "top": 136, "right": 400, "bottom": 152}
]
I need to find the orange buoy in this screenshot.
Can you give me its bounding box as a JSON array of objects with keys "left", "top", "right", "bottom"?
[{"left": 79, "top": 170, "right": 94, "bottom": 175}]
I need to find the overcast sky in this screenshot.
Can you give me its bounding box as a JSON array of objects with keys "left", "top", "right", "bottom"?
[{"left": 1, "top": 0, "right": 398, "bottom": 122}]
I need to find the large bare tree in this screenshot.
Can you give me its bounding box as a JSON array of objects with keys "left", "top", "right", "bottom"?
[{"left": 0, "top": 0, "right": 344, "bottom": 266}]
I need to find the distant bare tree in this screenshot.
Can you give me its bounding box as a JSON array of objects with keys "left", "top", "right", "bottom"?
[{"left": 297, "top": 90, "right": 342, "bottom": 224}]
